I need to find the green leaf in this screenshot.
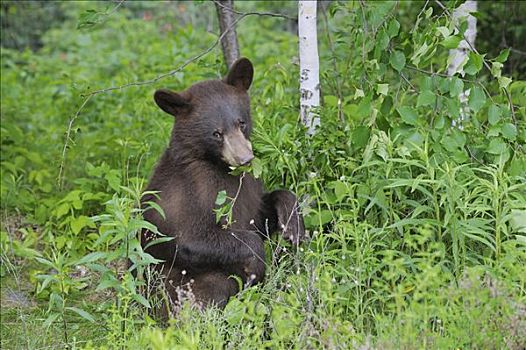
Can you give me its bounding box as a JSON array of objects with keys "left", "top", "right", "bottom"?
[
  {"left": 434, "top": 115, "right": 445, "bottom": 129},
  {"left": 411, "top": 41, "right": 430, "bottom": 66},
  {"left": 37, "top": 274, "right": 55, "bottom": 294},
  {"left": 502, "top": 123, "right": 517, "bottom": 140},
  {"left": 376, "top": 84, "right": 389, "bottom": 96},
  {"left": 105, "top": 170, "right": 121, "bottom": 192},
  {"left": 491, "top": 61, "right": 503, "bottom": 78},
  {"left": 77, "top": 9, "right": 107, "bottom": 30},
  {"left": 215, "top": 190, "right": 227, "bottom": 205},
  {"left": 397, "top": 106, "right": 418, "bottom": 125},
  {"left": 132, "top": 293, "right": 151, "bottom": 308},
  {"left": 447, "top": 97, "right": 461, "bottom": 118},
  {"left": 498, "top": 76, "right": 512, "bottom": 89},
  {"left": 352, "top": 126, "right": 370, "bottom": 148},
  {"left": 66, "top": 307, "right": 95, "bottom": 322},
  {"left": 449, "top": 77, "right": 464, "bottom": 97},
  {"left": 54, "top": 203, "right": 70, "bottom": 218},
  {"left": 144, "top": 236, "right": 174, "bottom": 250},
  {"left": 324, "top": 95, "right": 338, "bottom": 107},
  {"left": 417, "top": 90, "right": 436, "bottom": 107},
  {"left": 353, "top": 88, "right": 365, "bottom": 99},
  {"left": 251, "top": 157, "right": 262, "bottom": 179},
  {"left": 436, "top": 26, "right": 450, "bottom": 38},
  {"left": 43, "top": 313, "right": 60, "bottom": 329},
  {"left": 441, "top": 36, "right": 462, "bottom": 49},
  {"left": 495, "top": 48, "right": 510, "bottom": 63},
  {"left": 318, "top": 210, "right": 333, "bottom": 225},
  {"left": 35, "top": 257, "right": 55, "bottom": 268},
  {"left": 389, "top": 51, "right": 406, "bottom": 72},
  {"left": 486, "top": 138, "right": 507, "bottom": 155},
  {"left": 144, "top": 201, "right": 166, "bottom": 219},
  {"left": 488, "top": 105, "right": 501, "bottom": 125},
  {"left": 387, "top": 19, "right": 400, "bottom": 38},
  {"left": 71, "top": 215, "right": 92, "bottom": 235},
  {"left": 333, "top": 181, "right": 348, "bottom": 202},
  {"left": 464, "top": 52, "right": 483, "bottom": 75},
  {"left": 77, "top": 252, "right": 106, "bottom": 265},
  {"left": 468, "top": 86, "right": 486, "bottom": 113},
  {"left": 376, "top": 30, "right": 390, "bottom": 51}
]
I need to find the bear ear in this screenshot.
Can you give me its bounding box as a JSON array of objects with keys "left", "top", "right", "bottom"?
[
  {"left": 154, "top": 89, "right": 192, "bottom": 117},
  {"left": 224, "top": 57, "right": 253, "bottom": 91}
]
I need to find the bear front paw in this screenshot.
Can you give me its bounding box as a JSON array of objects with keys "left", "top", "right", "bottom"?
[
  {"left": 242, "top": 254, "right": 265, "bottom": 286},
  {"left": 279, "top": 212, "right": 306, "bottom": 245}
]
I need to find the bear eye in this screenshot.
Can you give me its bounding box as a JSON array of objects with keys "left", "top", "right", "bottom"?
[
  {"left": 213, "top": 130, "right": 223, "bottom": 140},
  {"left": 238, "top": 120, "right": 246, "bottom": 131}
]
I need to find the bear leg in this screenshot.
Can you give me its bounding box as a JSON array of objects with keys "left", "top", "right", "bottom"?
[{"left": 262, "top": 190, "right": 305, "bottom": 244}]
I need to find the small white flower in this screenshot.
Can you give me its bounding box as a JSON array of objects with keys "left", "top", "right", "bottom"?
[
  {"left": 299, "top": 247, "right": 304, "bottom": 252},
  {"left": 250, "top": 219, "right": 255, "bottom": 225},
  {"left": 181, "top": 270, "right": 187, "bottom": 275},
  {"left": 250, "top": 274, "right": 256, "bottom": 280}
]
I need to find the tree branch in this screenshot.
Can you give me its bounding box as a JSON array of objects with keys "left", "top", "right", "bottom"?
[{"left": 211, "top": 0, "right": 297, "bottom": 21}]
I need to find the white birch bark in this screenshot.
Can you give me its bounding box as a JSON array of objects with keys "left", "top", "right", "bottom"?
[
  {"left": 299, "top": 0, "right": 320, "bottom": 135},
  {"left": 448, "top": 0, "right": 477, "bottom": 128}
]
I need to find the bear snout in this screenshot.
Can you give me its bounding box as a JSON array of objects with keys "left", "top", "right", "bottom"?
[
  {"left": 221, "top": 129, "right": 254, "bottom": 167},
  {"left": 238, "top": 150, "right": 254, "bottom": 166}
]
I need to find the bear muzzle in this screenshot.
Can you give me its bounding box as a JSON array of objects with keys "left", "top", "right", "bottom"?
[{"left": 221, "top": 129, "right": 254, "bottom": 167}]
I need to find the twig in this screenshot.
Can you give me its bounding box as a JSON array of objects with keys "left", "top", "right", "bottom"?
[
  {"left": 107, "top": 0, "right": 126, "bottom": 17},
  {"left": 400, "top": 72, "right": 416, "bottom": 91},
  {"left": 405, "top": 65, "right": 495, "bottom": 103},
  {"left": 509, "top": 47, "right": 526, "bottom": 56},
  {"left": 211, "top": 0, "right": 297, "bottom": 21},
  {"left": 504, "top": 88, "right": 517, "bottom": 125},
  {"left": 58, "top": 95, "right": 93, "bottom": 188}
]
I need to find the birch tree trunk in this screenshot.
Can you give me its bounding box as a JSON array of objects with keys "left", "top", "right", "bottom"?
[
  {"left": 448, "top": 0, "right": 477, "bottom": 128},
  {"left": 298, "top": 0, "right": 320, "bottom": 135},
  {"left": 215, "top": 0, "right": 240, "bottom": 68}
]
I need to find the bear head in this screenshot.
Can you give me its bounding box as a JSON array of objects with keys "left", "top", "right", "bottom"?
[{"left": 154, "top": 58, "right": 255, "bottom": 168}]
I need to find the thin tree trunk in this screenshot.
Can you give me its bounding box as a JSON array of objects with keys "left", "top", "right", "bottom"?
[
  {"left": 215, "top": 0, "right": 240, "bottom": 68},
  {"left": 299, "top": 0, "right": 320, "bottom": 135},
  {"left": 448, "top": 0, "right": 477, "bottom": 128}
]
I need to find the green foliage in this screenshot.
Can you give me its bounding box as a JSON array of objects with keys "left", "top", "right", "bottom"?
[{"left": 1, "top": 1, "right": 525, "bottom": 349}]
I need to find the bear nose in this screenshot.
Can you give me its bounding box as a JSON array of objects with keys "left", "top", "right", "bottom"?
[{"left": 239, "top": 151, "right": 254, "bottom": 166}]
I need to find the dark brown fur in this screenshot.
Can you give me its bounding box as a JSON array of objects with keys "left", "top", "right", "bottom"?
[{"left": 141, "top": 58, "right": 304, "bottom": 314}]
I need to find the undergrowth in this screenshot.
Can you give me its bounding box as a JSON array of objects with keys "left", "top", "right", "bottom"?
[{"left": 1, "top": 1, "right": 525, "bottom": 349}]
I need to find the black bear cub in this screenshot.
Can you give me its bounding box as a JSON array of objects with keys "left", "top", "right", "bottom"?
[{"left": 141, "top": 58, "right": 305, "bottom": 313}]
